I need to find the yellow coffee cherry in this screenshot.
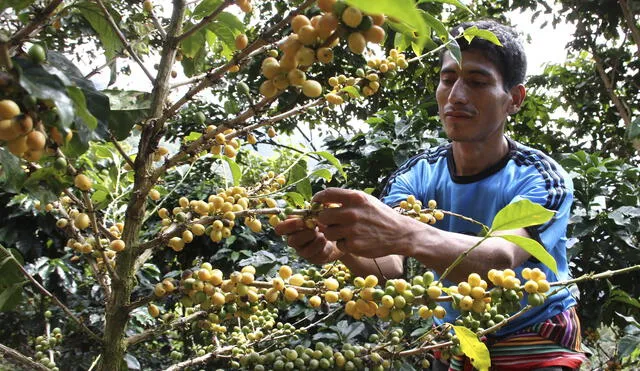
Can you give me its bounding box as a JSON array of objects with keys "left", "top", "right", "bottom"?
[
  {"left": 324, "top": 277, "right": 339, "bottom": 291},
  {"left": 284, "top": 287, "right": 299, "bottom": 301},
  {"left": 364, "top": 275, "right": 378, "bottom": 288},
  {"left": 288, "top": 274, "right": 304, "bottom": 287},
  {"left": 460, "top": 295, "right": 473, "bottom": 311},
  {"left": 467, "top": 273, "right": 482, "bottom": 287},
  {"left": 339, "top": 287, "right": 353, "bottom": 301},
  {"left": 433, "top": 305, "right": 446, "bottom": 319},
  {"left": 418, "top": 306, "right": 432, "bottom": 319},
  {"left": 74, "top": 174, "right": 93, "bottom": 191},
  {"left": 522, "top": 267, "right": 532, "bottom": 280},
  {"left": 470, "top": 286, "right": 485, "bottom": 300},
  {"left": 530, "top": 268, "right": 546, "bottom": 281},
  {"left": 536, "top": 279, "right": 550, "bottom": 293},
  {"left": 148, "top": 303, "right": 160, "bottom": 318},
  {"left": 427, "top": 285, "right": 442, "bottom": 299},
  {"left": 279, "top": 265, "right": 293, "bottom": 280},
  {"left": 324, "top": 291, "right": 339, "bottom": 303},
  {"left": 524, "top": 280, "right": 539, "bottom": 294},
  {"left": 457, "top": 282, "right": 471, "bottom": 296},
  {"left": 380, "top": 295, "right": 394, "bottom": 309},
  {"left": 272, "top": 277, "right": 285, "bottom": 291},
  {"left": 110, "top": 239, "right": 126, "bottom": 252},
  {"left": 309, "top": 295, "right": 322, "bottom": 308}
]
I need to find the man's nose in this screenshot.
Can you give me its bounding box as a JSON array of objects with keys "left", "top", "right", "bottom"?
[{"left": 448, "top": 79, "right": 469, "bottom": 105}]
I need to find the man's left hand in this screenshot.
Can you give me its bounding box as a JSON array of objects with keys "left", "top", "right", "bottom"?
[{"left": 312, "top": 188, "right": 421, "bottom": 258}]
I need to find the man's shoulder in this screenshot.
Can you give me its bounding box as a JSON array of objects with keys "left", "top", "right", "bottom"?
[
  {"left": 399, "top": 142, "right": 451, "bottom": 171},
  {"left": 507, "top": 138, "right": 566, "bottom": 172}
]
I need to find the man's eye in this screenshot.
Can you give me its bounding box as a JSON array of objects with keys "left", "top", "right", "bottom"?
[{"left": 470, "top": 80, "right": 488, "bottom": 86}]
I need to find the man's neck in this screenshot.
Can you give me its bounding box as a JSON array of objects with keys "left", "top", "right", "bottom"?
[{"left": 451, "top": 136, "right": 510, "bottom": 177}]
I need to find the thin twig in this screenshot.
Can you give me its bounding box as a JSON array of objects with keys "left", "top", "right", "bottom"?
[
  {"left": 175, "top": 0, "right": 233, "bottom": 43},
  {"left": 0, "top": 343, "right": 50, "bottom": 371},
  {"left": 126, "top": 310, "right": 208, "bottom": 346},
  {"left": 157, "top": 0, "right": 316, "bottom": 126},
  {"left": 94, "top": 0, "right": 155, "bottom": 83},
  {"left": 110, "top": 132, "right": 136, "bottom": 170},
  {"left": 0, "top": 246, "right": 103, "bottom": 344},
  {"left": 8, "top": 0, "right": 64, "bottom": 53},
  {"left": 550, "top": 264, "right": 640, "bottom": 287}
]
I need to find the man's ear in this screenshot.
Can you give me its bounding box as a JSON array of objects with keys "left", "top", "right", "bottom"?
[{"left": 507, "top": 84, "right": 526, "bottom": 115}]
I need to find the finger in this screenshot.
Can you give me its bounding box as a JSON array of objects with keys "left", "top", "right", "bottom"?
[
  {"left": 312, "top": 188, "right": 368, "bottom": 208},
  {"left": 287, "top": 229, "right": 322, "bottom": 249},
  {"left": 274, "top": 217, "right": 305, "bottom": 235},
  {"left": 319, "top": 224, "right": 352, "bottom": 243},
  {"left": 294, "top": 235, "right": 330, "bottom": 262},
  {"left": 316, "top": 206, "right": 359, "bottom": 226}
]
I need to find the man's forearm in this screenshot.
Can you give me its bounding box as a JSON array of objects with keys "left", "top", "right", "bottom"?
[
  {"left": 405, "top": 224, "right": 532, "bottom": 283},
  {"left": 338, "top": 248, "right": 404, "bottom": 282}
]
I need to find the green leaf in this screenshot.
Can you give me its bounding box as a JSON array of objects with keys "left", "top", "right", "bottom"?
[
  {"left": 310, "top": 151, "right": 347, "bottom": 180},
  {"left": 341, "top": 86, "right": 361, "bottom": 98},
  {"left": 14, "top": 57, "right": 75, "bottom": 129},
  {"left": 185, "top": 132, "right": 203, "bottom": 142},
  {"left": 181, "top": 26, "right": 208, "bottom": 58},
  {"left": 0, "top": 0, "right": 36, "bottom": 12},
  {"left": 490, "top": 199, "right": 555, "bottom": 231},
  {"left": 75, "top": 1, "right": 124, "bottom": 60},
  {"left": 417, "top": 0, "right": 473, "bottom": 14},
  {"left": 627, "top": 117, "right": 640, "bottom": 140},
  {"left": 193, "top": 0, "right": 224, "bottom": 19},
  {"left": 219, "top": 155, "right": 241, "bottom": 186},
  {"left": 207, "top": 12, "right": 244, "bottom": 59},
  {"left": 453, "top": 326, "right": 490, "bottom": 371},
  {"left": 67, "top": 86, "right": 97, "bottom": 129},
  {"left": 310, "top": 168, "right": 332, "bottom": 181},
  {"left": 285, "top": 192, "right": 306, "bottom": 208},
  {"left": 446, "top": 37, "right": 462, "bottom": 66},
  {"left": 421, "top": 11, "right": 447, "bottom": 39},
  {"left": 103, "top": 90, "right": 152, "bottom": 140},
  {"left": 496, "top": 234, "right": 558, "bottom": 274},
  {"left": 463, "top": 26, "right": 502, "bottom": 46},
  {"left": 290, "top": 163, "right": 312, "bottom": 200},
  {"left": 345, "top": 0, "right": 428, "bottom": 48},
  {"left": 0, "top": 148, "right": 26, "bottom": 192}
]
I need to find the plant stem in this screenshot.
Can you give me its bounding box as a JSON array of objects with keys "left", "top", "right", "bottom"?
[
  {"left": 0, "top": 343, "right": 49, "bottom": 371},
  {"left": 0, "top": 245, "right": 103, "bottom": 344}
]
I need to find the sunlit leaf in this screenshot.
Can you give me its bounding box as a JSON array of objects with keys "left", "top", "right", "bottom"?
[
  {"left": 453, "top": 326, "right": 490, "bottom": 371},
  {"left": 345, "top": 0, "right": 428, "bottom": 48},
  {"left": 75, "top": 1, "right": 124, "bottom": 60},
  {"left": 463, "top": 26, "right": 502, "bottom": 46},
  {"left": 310, "top": 151, "right": 347, "bottom": 180},
  {"left": 496, "top": 234, "right": 558, "bottom": 274},
  {"left": 417, "top": 0, "right": 473, "bottom": 14},
  {"left": 490, "top": 199, "right": 555, "bottom": 231}
]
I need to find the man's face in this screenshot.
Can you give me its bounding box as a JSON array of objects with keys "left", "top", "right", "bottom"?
[{"left": 436, "top": 50, "right": 517, "bottom": 143}]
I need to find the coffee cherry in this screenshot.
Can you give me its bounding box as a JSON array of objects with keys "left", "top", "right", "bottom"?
[
  {"left": 74, "top": 174, "right": 93, "bottom": 191},
  {"left": 341, "top": 7, "right": 362, "bottom": 28},
  {"left": 235, "top": 34, "right": 248, "bottom": 50}
]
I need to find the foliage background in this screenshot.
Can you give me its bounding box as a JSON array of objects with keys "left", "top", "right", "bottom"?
[{"left": 0, "top": 0, "right": 639, "bottom": 369}]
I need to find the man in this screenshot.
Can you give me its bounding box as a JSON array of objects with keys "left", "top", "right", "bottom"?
[{"left": 276, "top": 20, "right": 585, "bottom": 371}]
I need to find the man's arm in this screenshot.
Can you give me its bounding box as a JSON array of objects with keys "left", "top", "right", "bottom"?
[
  {"left": 312, "top": 188, "right": 532, "bottom": 283},
  {"left": 274, "top": 217, "right": 404, "bottom": 280}
]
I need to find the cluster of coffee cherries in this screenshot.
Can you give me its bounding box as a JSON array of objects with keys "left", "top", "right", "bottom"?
[
  {"left": 30, "top": 323, "right": 63, "bottom": 371},
  {"left": 229, "top": 342, "right": 393, "bottom": 371},
  {"left": 0, "top": 99, "right": 50, "bottom": 161},
  {"left": 324, "top": 48, "right": 409, "bottom": 105},
  {"left": 258, "top": 1, "right": 386, "bottom": 99},
  {"left": 399, "top": 195, "right": 444, "bottom": 225},
  {"left": 155, "top": 184, "right": 285, "bottom": 250},
  {"left": 49, "top": 174, "right": 126, "bottom": 260}
]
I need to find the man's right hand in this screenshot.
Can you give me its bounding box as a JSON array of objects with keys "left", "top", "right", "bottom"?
[{"left": 274, "top": 217, "right": 344, "bottom": 264}]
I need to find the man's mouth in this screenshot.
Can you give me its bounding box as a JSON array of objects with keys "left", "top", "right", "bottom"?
[{"left": 444, "top": 110, "right": 474, "bottom": 118}]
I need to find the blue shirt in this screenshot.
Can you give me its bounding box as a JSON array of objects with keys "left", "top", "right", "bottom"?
[{"left": 380, "top": 137, "right": 576, "bottom": 335}]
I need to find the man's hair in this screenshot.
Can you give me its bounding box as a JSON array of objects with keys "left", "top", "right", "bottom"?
[{"left": 446, "top": 20, "right": 527, "bottom": 91}]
